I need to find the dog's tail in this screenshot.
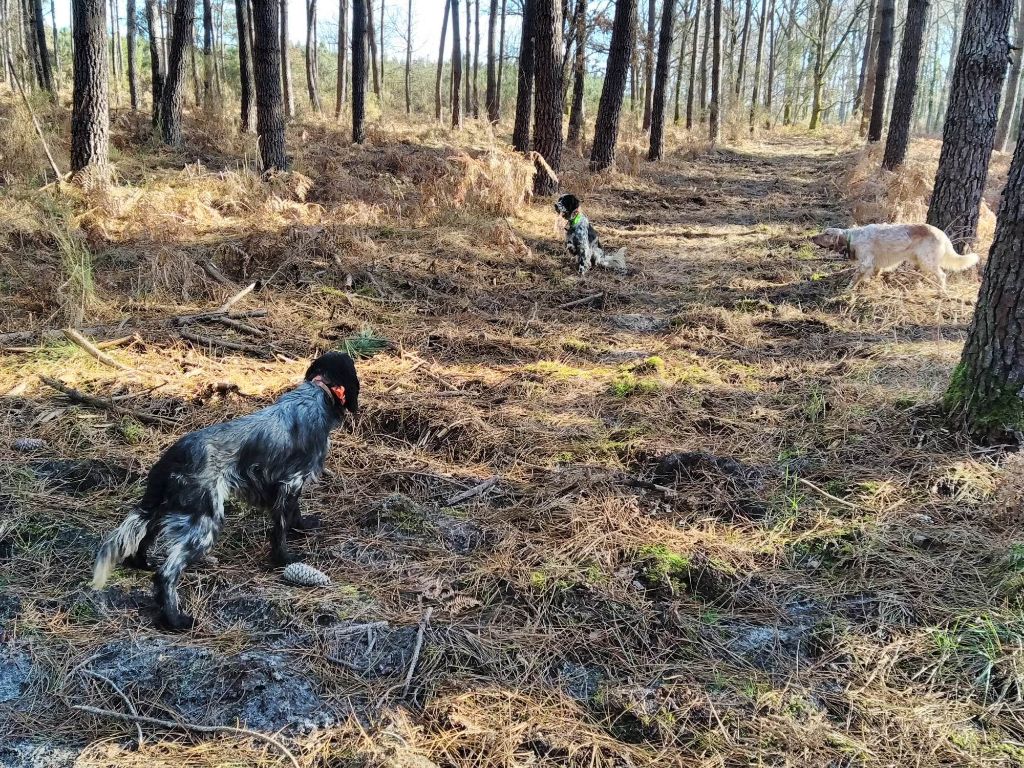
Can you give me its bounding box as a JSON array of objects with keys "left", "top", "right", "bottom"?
[
  {"left": 91, "top": 509, "right": 149, "bottom": 589},
  {"left": 940, "top": 243, "right": 980, "bottom": 272}
]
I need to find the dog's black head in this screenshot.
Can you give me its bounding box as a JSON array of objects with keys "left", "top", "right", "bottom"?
[
  {"left": 305, "top": 352, "right": 360, "bottom": 416},
  {"left": 554, "top": 193, "right": 580, "bottom": 221}
]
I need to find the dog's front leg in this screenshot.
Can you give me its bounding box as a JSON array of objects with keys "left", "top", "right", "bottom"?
[{"left": 270, "top": 491, "right": 302, "bottom": 566}]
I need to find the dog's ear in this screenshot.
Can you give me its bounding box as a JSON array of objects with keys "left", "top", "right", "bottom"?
[
  {"left": 561, "top": 194, "right": 580, "bottom": 213},
  {"left": 305, "top": 352, "right": 360, "bottom": 413}
]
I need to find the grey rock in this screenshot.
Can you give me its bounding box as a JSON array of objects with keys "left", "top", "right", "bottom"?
[{"left": 0, "top": 645, "right": 32, "bottom": 704}]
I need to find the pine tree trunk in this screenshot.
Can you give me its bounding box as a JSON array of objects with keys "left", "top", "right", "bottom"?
[
  {"left": 405, "top": 0, "right": 412, "bottom": 113},
  {"left": 435, "top": 0, "right": 451, "bottom": 121},
  {"left": 531, "top": 0, "right": 562, "bottom": 193},
  {"left": 237, "top": 0, "right": 256, "bottom": 130},
  {"left": 854, "top": 0, "right": 876, "bottom": 114},
  {"left": 764, "top": 0, "right": 775, "bottom": 125},
  {"left": 699, "top": 0, "right": 709, "bottom": 112},
  {"left": 252, "top": 0, "right": 287, "bottom": 166},
  {"left": 882, "top": 0, "right": 929, "bottom": 169},
  {"left": 190, "top": 31, "right": 201, "bottom": 105},
  {"left": 486, "top": 0, "right": 499, "bottom": 121},
  {"left": 472, "top": 0, "right": 480, "bottom": 117},
  {"left": 202, "top": 0, "right": 214, "bottom": 106},
  {"left": 642, "top": 0, "right": 655, "bottom": 129},
  {"left": 567, "top": 0, "right": 586, "bottom": 147},
  {"left": 749, "top": 0, "right": 766, "bottom": 129},
  {"left": 50, "top": 0, "right": 58, "bottom": 74},
  {"left": 159, "top": 0, "right": 192, "bottom": 144},
  {"left": 336, "top": 0, "right": 348, "bottom": 117},
  {"left": 352, "top": 0, "right": 367, "bottom": 140},
  {"left": 686, "top": 0, "right": 701, "bottom": 128},
  {"left": 463, "top": 0, "right": 471, "bottom": 114},
  {"left": 451, "top": 0, "right": 463, "bottom": 127},
  {"left": 648, "top": 0, "right": 675, "bottom": 159},
  {"left": 673, "top": 3, "right": 690, "bottom": 124},
  {"left": 590, "top": 0, "right": 637, "bottom": 170},
  {"left": 305, "top": 0, "right": 321, "bottom": 110},
  {"left": 497, "top": 0, "right": 507, "bottom": 113},
  {"left": 280, "top": 0, "right": 294, "bottom": 116},
  {"left": 106, "top": 0, "right": 118, "bottom": 103},
  {"left": 71, "top": 0, "right": 109, "bottom": 173},
  {"left": 512, "top": 0, "right": 534, "bottom": 149},
  {"left": 735, "top": 0, "right": 751, "bottom": 96},
  {"left": 379, "top": 0, "right": 384, "bottom": 90},
  {"left": 866, "top": 0, "right": 894, "bottom": 142},
  {"left": 146, "top": 0, "right": 163, "bottom": 125},
  {"left": 860, "top": 0, "right": 885, "bottom": 135},
  {"left": 709, "top": 0, "right": 721, "bottom": 143},
  {"left": 126, "top": 0, "right": 139, "bottom": 108},
  {"left": 937, "top": 0, "right": 963, "bottom": 130},
  {"left": 996, "top": 0, "right": 1024, "bottom": 151},
  {"left": 928, "top": 0, "right": 1013, "bottom": 251},
  {"left": 946, "top": 115, "right": 1024, "bottom": 441},
  {"left": 28, "top": 0, "right": 52, "bottom": 92},
  {"left": 365, "top": 0, "right": 379, "bottom": 95}
]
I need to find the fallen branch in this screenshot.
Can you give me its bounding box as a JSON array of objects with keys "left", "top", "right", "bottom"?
[
  {"left": 528, "top": 151, "right": 559, "bottom": 186},
  {"left": 209, "top": 315, "right": 268, "bottom": 337},
  {"left": 216, "top": 281, "right": 259, "bottom": 314},
  {"left": 201, "top": 261, "right": 235, "bottom": 288},
  {"left": 621, "top": 478, "right": 679, "bottom": 497},
  {"left": 79, "top": 670, "right": 145, "bottom": 746},
  {"left": 180, "top": 330, "right": 274, "bottom": 359},
  {"left": 172, "top": 309, "right": 268, "bottom": 326},
  {"left": 95, "top": 335, "right": 136, "bottom": 350},
  {"left": 403, "top": 353, "right": 461, "bottom": 392},
  {"left": 63, "top": 328, "right": 134, "bottom": 371},
  {"left": 401, "top": 607, "right": 434, "bottom": 698},
  {"left": 794, "top": 476, "right": 862, "bottom": 511},
  {"left": 38, "top": 376, "right": 174, "bottom": 426},
  {"left": 72, "top": 705, "right": 299, "bottom": 768},
  {"left": 329, "top": 621, "right": 390, "bottom": 636},
  {"left": 557, "top": 293, "right": 604, "bottom": 310},
  {"left": 444, "top": 477, "right": 498, "bottom": 507}
]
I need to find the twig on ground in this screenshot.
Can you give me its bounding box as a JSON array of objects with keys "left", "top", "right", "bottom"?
[
  {"left": 38, "top": 376, "right": 175, "bottom": 426},
  {"left": 62, "top": 328, "right": 135, "bottom": 372},
  {"left": 95, "top": 335, "right": 137, "bottom": 350},
  {"left": 558, "top": 293, "right": 604, "bottom": 310},
  {"left": 403, "top": 353, "right": 461, "bottom": 391},
  {"left": 216, "top": 282, "right": 259, "bottom": 314},
  {"left": 173, "top": 309, "right": 268, "bottom": 326},
  {"left": 180, "top": 330, "right": 274, "bottom": 359},
  {"left": 401, "top": 607, "right": 434, "bottom": 698},
  {"left": 209, "top": 315, "right": 268, "bottom": 336},
  {"left": 794, "top": 476, "right": 862, "bottom": 511},
  {"left": 72, "top": 705, "right": 299, "bottom": 768},
  {"left": 329, "top": 621, "right": 390, "bottom": 636},
  {"left": 201, "top": 261, "right": 235, "bottom": 288},
  {"left": 444, "top": 477, "right": 498, "bottom": 507},
  {"left": 79, "top": 670, "right": 145, "bottom": 746},
  {"left": 621, "top": 478, "right": 679, "bottom": 497}
]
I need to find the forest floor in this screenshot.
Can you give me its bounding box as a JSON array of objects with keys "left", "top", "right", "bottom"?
[{"left": 1, "top": 109, "right": 1023, "bottom": 767}]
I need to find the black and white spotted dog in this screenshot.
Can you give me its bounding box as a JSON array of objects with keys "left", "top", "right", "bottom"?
[
  {"left": 554, "top": 193, "right": 626, "bottom": 275},
  {"left": 91, "top": 352, "right": 360, "bottom": 631}
]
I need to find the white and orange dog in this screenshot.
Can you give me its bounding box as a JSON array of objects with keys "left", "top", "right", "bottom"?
[{"left": 811, "top": 223, "right": 979, "bottom": 291}]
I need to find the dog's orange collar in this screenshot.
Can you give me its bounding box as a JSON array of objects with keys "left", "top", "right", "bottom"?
[{"left": 312, "top": 375, "right": 346, "bottom": 406}]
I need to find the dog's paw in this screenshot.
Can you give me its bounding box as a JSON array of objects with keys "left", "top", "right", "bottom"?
[
  {"left": 123, "top": 552, "right": 154, "bottom": 571},
  {"left": 160, "top": 612, "right": 197, "bottom": 632},
  {"left": 290, "top": 514, "right": 322, "bottom": 534}
]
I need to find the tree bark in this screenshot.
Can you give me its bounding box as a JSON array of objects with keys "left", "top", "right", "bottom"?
[
  {"left": 531, "top": 0, "right": 562, "bottom": 194},
  {"left": 145, "top": 0, "right": 163, "bottom": 125},
  {"left": 451, "top": 0, "right": 463, "bottom": 127},
  {"left": 486, "top": 0, "right": 499, "bottom": 121},
  {"left": 764, "top": 0, "right": 776, "bottom": 126},
  {"left": 405, "top": 0, "right": 412, "bottom": 113},
  {"left": 860, "top": 0, "right": 885, "bottom": 135},
  {"left": 937, "top": 0, "right": 963, "bottom": 132},
  {"left": 50, "top": 0, "right": 59, "bottom": 74},
  {"left": 202, "top": 0, "right": 214, "bottom": 107},
  {"left": 336, "top": 0, "right": 348, "bottom": 117},
  {"left": 590, "top": 0, "right": 637, "bottom": 170},
  {"left": 159, "top": 0, "right": 192, "bottom": 145},
  {"left": 686, "top": 0, "right": 701, "bottom": 128},
  {"left": 567, "top": 0, "right": 586, "bottom": 147},
  {"left": 280, "top": 0, "right": 294, "bottom": 116},
  {"left": 512, "top": 0, "right": 534, "bottom": 149},
  {"left": 642, "top": 0, "right": 655, "bottom": 130},
  {"left": 252, "top": 0, "right": 287, "bottom": 166},
  {"left": 496, "top": 0, "right": 507, "bottom": 113},
  {"left": 673, "top": 2, "right": 690, "bottom": 123},
  {"left": 699, "top": 0, "right": 709, "bottom": 111},
  {"left": 648, "top": 0, "right": 675, "bottom": 159},
  {"left": 472, "top": 0, "right": 481, "bottom": 117},
  {"left": 735, "top": 0, "right": 751, "bottom": 96},
  {"left": 365, "top": 0, "right": 379, "bottom": 95},
  {"left": 882, "top": 0, "right": 929, "bottom": 168},
  {"left": 749, "top": 0, "right": 766, "bottom": 129},
  {"left": 435, "top": 0, "right": 451, "bottom": 121},
  {"left": 305, "top": 0, "right": 321, "bottom": 110},
  {"left": 126, "top": 0, "right": 138, "bottom": 108},
  {"left": 928, "top": 0, "right": 1013, "bottom": 251},
  {"left": 854, "top": 0, "right": 876, "bottom": 114},
  {"left": 866, "top": 0, "right": 894, "bottom": 142},
  {"left": 709, "top": 0, "right": 721, "bottom": 143},
  {"left": 352, "top": 0, "right": 366, "bottom": 140},
  {"left": 236, "top": 0, "right": 256, "bottom": 130},
  {"left": 29, "top": 0, "right": 53, "bottom": 92},
  {"left": 948, "top": 103, "right": 1024, "bottom": 441},
  {"left": 379, "top": 0, "right": 384, "bottom": 90},
  {"left": 996, "top": 0, "right": 1024, "bottom": 151},
  {"left": 463, "top": 0, "right": 471, "bottom": 114},
  {"left": 71, "top": 0, "right": 109, "bottom": 173}
]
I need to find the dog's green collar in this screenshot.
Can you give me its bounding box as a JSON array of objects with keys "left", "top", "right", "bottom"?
[{"left": 570, "top": 211, "right": 582, "bottom": 228}]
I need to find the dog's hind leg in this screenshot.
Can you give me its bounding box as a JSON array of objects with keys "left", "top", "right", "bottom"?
[{"left": 154, "top": 513, "right": 217, "bottom": 631}]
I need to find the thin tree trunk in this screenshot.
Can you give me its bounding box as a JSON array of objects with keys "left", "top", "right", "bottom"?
[
  {"left": 379, "top": 0, "right": 384, "bottom": 89},
  {"left": 451, "top": 0, "right": 463, "bottom": 127},
  {"left": 928, "top": 0, "right": 1013, "bottom": 251},
  {"left": 203, "top": 0, "right": 214, "bottom": 107},
  {"left": 531, "top": 0, "right": 562, "bottom": 194},
  {"left": 996, "top": 0, "right": 1024, "bottom": 151},
  {"left": 107, "top": 0, "right": 119, "bottom": 101},
  {"left": 352, "top": 0, "right": 367, "bottom": 140},
  {"left": 765, "top": 0, "right": 776, "bottom": 125},
  {"left": 146, "top": 0, "right": 163, "bottom": 125},
  {"left": 590, "top": 0, "right": 637, "bottom": 170},
  {"left": 854, "top": 0, "right": 876, "bottom": 114},
  {"left": 859, "top": 0, "right": 883, "bottom": 134},
  {"left": 749, "top": 0, "right": 766, "bottom": 129},
  {"left": 472, "top": 0, "right": 480, "bottom": 117},
  {"left": 497, "top": 0, "right": 507, "bottom": 113},
  {"left": 191, "top": 33, "right": 201, "bottom": 105},
  {"left": 882, "top": 0, "right": 929, "bottom": 168},
  {"left": 699, "top": 0, "right": 709, "bottom": 111},
  {"left": 49, "top": 0, "right": 58, "bottom": 74},
  {"left": 365, "top": 0, "right": 379, "bottom": 95},
  {"left": 709, "top": 0, "right": 721, "bottom": 143},
  {"left": 486, "top": 0, "right": 499, "bottom": 120},
  {"left": 674, "top": 3, "right": 690, "bottom": 123},
  {"left": 29, "top": 0, "right": 52, "bottom": 92},
  {"left": 735, "top": 0, "right": 751, "bottom": 96},
  {"left": 463, "top": 0, "right": 471, "bottom": 114},
  {"left": 337, "top": 0, "right": 348, "bottom": 116},
  {"left": 435, "top": 0, "right": 451, "bottom": 121},
  {"left": 866, "top": 0, "right": 894, "bottom": 142},
  {"left": 567, "top": 0, "right": 586, "bottom": 147},
  {"left": 280, "top": 0, "right": 294, "bottom": 116},
  {"left": 237, "top": 0, "right": 256, "bottom": 130},
  {"left": 126, "top": 0, "right": 139, "bottom": 108},
  {"left": 405, "top": 0, "right": 412, "bottom": 113},
  {"left": 159, "top": 0, "right": 193, "bottom": 144},
  {"left": 71, "top": 0, "right": 109, "bottom": 173},
  {"left": 686, "top": 0, "right": 701, "bottom": 127},
  {"left": 512, "top": 0, "right": 534, "bottom": 149},
  {"left": 642, "top": 0, "right": 655, "bottom": 129},
  {"left": 648, "top": 0, "right": 676, "bottom": 159},
  {"left": 305, "top": 0, "right": 322, "bottom": 110}
]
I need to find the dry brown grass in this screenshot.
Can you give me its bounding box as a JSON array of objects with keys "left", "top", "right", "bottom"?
[{"left": 1, "top": 97, "right": 1023, "bottom": 767}]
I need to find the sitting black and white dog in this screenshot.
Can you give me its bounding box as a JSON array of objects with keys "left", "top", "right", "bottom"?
[
  {"left": 554, "top": 193, "right": 626, "bottom": 275},
  {"left": 91, "top": 352, "right": 360, "bottom": 631}
]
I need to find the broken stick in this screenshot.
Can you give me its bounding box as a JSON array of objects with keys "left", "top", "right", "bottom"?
[
  {"left": 216, "top": 281, "right": 259, "bottom": 314},
  {"left": 401, "top": 607, "right": 434, "bottom": 698},
  {"left": 38, "top": 376, "right": 174, "bottom": 426},
  {"left": 557, "top": 293, "right": 604, "bottom": 310},
  {"left": 180, "top": 330, "right": 274, "bottom": 359},
  {"left": 63, "top": 328, "right": 134, "bottom": 372},
  {"left": 444, "top": 476, "right": 498, "bottom": 507}
]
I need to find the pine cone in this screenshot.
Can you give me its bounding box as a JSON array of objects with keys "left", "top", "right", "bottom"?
[{"left": 282, "top": 562, "right": 331, "bottom": 587}]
